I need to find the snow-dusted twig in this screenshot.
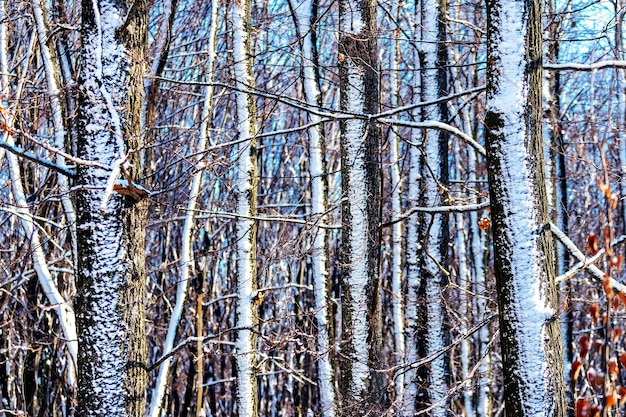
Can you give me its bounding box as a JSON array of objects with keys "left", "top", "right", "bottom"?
[
  {"left": 550, "top": 223, "right": 626, "bottom": 295},
  {"left": 383, "top": 200, "right": 490, "bottom": 227},
  {"left": 544, "top": 60, "right": 626, "bottom": 71},
  {"left": 379, "top": 118, "right": 486, "bottom": 156},
  {"left": 0, "top": 138, "right": 76, "bottom": 177}
]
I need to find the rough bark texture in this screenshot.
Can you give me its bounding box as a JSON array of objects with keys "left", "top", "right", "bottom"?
[
  {"left": 75, "top": 1, "right": 148, "bottom": 416},
  {"left": 338, "top": 0, "right": 383, "bottom": 415},
  {"left": 485, "top": 0, "right": 566, "bottom": 413}
]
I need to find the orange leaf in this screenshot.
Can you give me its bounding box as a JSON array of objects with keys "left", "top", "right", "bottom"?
[
  {"left": 593, "top": 338, "right": 604, "bottom": 354},
  {"left": 571, "top": 359, "right": 583, "bottom": 381},
  {"left": 580, "top": 335, "right": 590, "bottom": 360},
  {"left": 609, "top": 357, "right": 619, "bottom": 376},
  {"left": 603, "top": 274, "right": 615, "bottom": 301},
  {"left": 614, "top": 327, "right": 623, "bottom": 343},
  {"left": 590, "top": 304, "right": 599, "bottom": 325},
  {"left": 576, "top": 398, "right": 590, "bottom": 417},
  {"left": 607, "top": 390, "right": 617, "bottom": 408},
  {"left": 587, "top": 234, "right": 599, "bottom": 255},
  {"left": 477, "top": 217, "right": 490, "bottom": 231},
  {"left": 587, "top": 368, "right": 604, "bottom": 390},
  {"left": 610, "top": 255, "right": 624, "bottom": 273},
  {"left": 619, "top": 386, "right": 626, "bottom": 406}
]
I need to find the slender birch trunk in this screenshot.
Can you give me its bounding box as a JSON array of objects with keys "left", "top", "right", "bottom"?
[
  {"left": 291, "top": 1, "right": 336, "bottom": 415},
  {"left": 338, "top": 0, "right": 383, "bottom": 414},
  {"left": 388, "top": 0, "right": 406, "bottom": 406},
  {"left": 148, "top": 2, "right": 218, "bottom": 415},
  {"left": 485, "top": 0, "right": 566, "bottom": 412},
  {"left": 232, "top": 0, "right": 259, "bottom": 415},
  {"left": 416, "top": 0, "right": 450, "bottom": 413},
  {"left": 0, "top": 0, "right": 78, "bottom": 383},
  {"left": 402, "top": 9, "right": 424, "bottom": 412},
  {"left": 75, "top": 1, "right": 148, "bottom": 416}
]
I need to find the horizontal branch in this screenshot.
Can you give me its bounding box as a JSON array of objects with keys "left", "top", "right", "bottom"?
[
  {"left": 544, "top": 60, "right": 626, "bottom": 71},
  {"left": 382, "top": 200, "right": 490, "bottom": 227},
  {"left": 379, "top": 118, "right": 486, "bottom": 156},
  {"left": 0, "top": 138, "right": 76, "bottom": 177}
]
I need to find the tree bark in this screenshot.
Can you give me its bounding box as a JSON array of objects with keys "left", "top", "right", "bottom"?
[
  {"left": 291, "top": 0, "right": 337, "bottom": 415},
  {"left": 75, "top": 1, "right": 148, "bottom": 416},
  {"left": 338, "top": 0, "right": 384, "bottom": 414},
  {"left": 232, "top": 0, "right": 259, "bottom": 415},
  {"left": 485, "top": 0, "right": 566, "bottom": 413}
]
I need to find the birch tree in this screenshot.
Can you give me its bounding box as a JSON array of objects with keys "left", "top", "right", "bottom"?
[
  {"left": 232, "top": 0, "right": 259, "bottom": 415},
  {"left": 338, "top": 0, "right": 384, "bottom": 414},
  {"left": 74, "top": 0, "right": 148, "bottom": 415},
  {"left": 485, "top": 0, "right": 566, "bottom": 412},
  {"left": 291, "top": 1, "right": 337, "bottom": 415}
]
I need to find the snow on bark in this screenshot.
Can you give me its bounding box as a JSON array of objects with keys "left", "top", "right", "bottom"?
[
  {"left": 75, "top": 1, "right": 144, "bottom": 415},
  {"left": 232, "top": 0, "right": 259, "bottom": 416},
  {"left": 291, "top": 1, "right": 336, "bottom": 415},
  {"left": 338, "top": 0, "right": 382, "bottom": 412},
  {"left": 402, "top": 9, "right": 424, "bottom": 409},
  {"left": 417, "top": 0, "right": 450, "bottom": 412},
  {"left": 485, "top": 0, "right": 565, "bottom": 413},
  {"left": 148, "top": 2, "right": 218, "bottom": 415}
]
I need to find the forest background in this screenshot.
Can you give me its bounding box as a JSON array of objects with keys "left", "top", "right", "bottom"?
[{"left": 0, "top": 0, "right": 624, "bottom": 416}]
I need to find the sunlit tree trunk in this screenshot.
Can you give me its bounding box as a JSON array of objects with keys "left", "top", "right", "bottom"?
[
  {"left": 74, "top": 0, "right": 148, "bottom": 416},
  {"left": 291, "top": 1, "right": 337, "bottom": 415},
  {"left": 338, "top": 0, "right": 384, "bottom": 414},
  {"left": 232, "top": 0, "right": 259, "bottom": 415},
  {"left": 485, "top": 0, "right": 566, "bottom": 413}
]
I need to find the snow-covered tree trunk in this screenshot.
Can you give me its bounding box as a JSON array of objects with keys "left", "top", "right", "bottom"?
[
  {"left": 415, "top": 0, "right": 450, "bottom": 413},
  {"left": 74, "top": 1, "right": 148, "bottom": 416},
  {"left": 338, "top": 0, "right": 384, "bottom": 414},
  {"left": 291, "top": 1, "right": 336, "bottom": 415},
  {"left": 485, "top": 0, "right": 566, "bottom": 413},
  {"left": 232, "top": 0, "right": 259, "bottom": 415}
]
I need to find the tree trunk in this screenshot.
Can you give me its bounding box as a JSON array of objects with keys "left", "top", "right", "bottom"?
[
  {"left": 412, "top": 0, "right": 451, "bottom": 413},
  {"left": 232, "top": 0, "right": 259, "bottom": 415},
  {"left": 485, "top": 0, "right": 566, "bottom": 413},
  {"left": 75, "top": 1, "right": 148, "bottom": 416},
  {"left": 291, "top": 1, "right": 337, "bottom": 415},
  {"left": 338, "top": 0, "right": 383, "bottom": 414}
]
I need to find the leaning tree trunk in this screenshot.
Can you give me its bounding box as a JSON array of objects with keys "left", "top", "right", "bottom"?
[
  {"left": 338, "top": 0, "right": 384, "bottom": 415},
  {"left": 74, "top": 1, "right": 148, "bottom": 416},
  {"left": 485, "top": 0, "right": 566, "bottom": 413},
  {"left": 232, "top": 0, "right": 259, "bottom": 415}
]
